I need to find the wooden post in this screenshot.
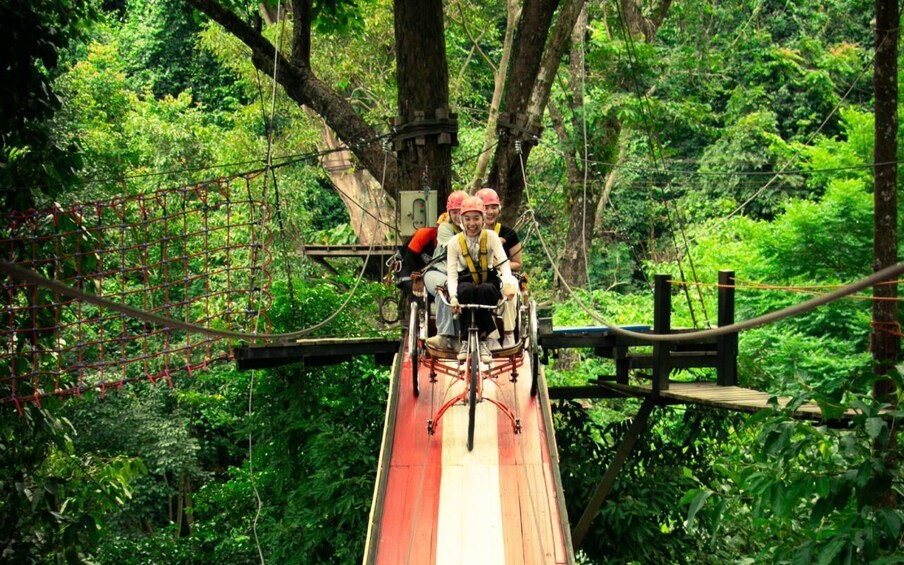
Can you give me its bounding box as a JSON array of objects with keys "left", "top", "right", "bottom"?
[
  {"left": 717, "top": 270, "right": 738, "bottom": 386},
  {"left": 615, "top": 344, "right": 629, "bottom": 384},
  {"left": 652, "top": 274, "right": 671, "bottom": 393}
]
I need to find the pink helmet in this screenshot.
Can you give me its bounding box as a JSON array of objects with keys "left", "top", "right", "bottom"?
[
  {"left": 446, "top": 190, "right": 469, "bottom": 211},
  {"left": 459, "top": 196, "right": 486, "bottom": 216},
  {"left": 475, "top": 187, "right": 500, "bottom": 207}
]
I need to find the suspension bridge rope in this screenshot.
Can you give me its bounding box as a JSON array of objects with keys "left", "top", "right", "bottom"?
[{"left": 0, "top": 174, "right": 273, "bottom": 410}]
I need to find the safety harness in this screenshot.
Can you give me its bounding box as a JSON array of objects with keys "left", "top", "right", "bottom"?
[{"left": 458, "top": 231, "right": 489, "bottom": 284}]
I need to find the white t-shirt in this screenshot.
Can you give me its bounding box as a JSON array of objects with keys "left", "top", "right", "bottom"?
[{"left": 446, "top": 229, "right": 516, "bottom": 299}]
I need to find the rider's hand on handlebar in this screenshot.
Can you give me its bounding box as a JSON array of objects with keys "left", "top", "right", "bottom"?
[
  {"left": 502, "top": 283, "right": 517, "bottom": 299},
  {"left": 449, "top": 297, "right": 460, "bottom": 315},
  {"left": 411, "top": 277, "right": 426, "bottom": 299}
]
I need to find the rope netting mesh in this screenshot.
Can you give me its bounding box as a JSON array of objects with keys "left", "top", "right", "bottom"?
[{"left": 1, "top": 173, "right": 272, "bottom": 412}]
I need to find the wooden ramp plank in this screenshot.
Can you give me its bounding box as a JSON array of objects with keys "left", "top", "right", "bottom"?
[{"left": 365, "top": 344, "right": 574, "bottom": 564}]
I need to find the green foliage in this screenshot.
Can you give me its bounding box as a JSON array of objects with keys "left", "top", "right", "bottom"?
[
  {"left": 691, "top": 110, "right": 804, "bottom": 220},
  {"left": 118, "top": 0, "right": 248, "bottom": 117},
  {"left": 687, "top": 392, "right": 904, "bottom": 563},
  {"left": 750, "top": 179, "right": 873, "bottom": 280},
  {"left": 54, "top": 38, "right": 237, "bottom": 200},
  {"left": 182, "top": 360, "right": 388, "bottom": 565},
  {"left": 739, "top": 325, "right": 872, "bottom": 397},
  {"left": 311, "top": 0, "right": 377, "bottom": 35},
  {"left": 1, "top": 401, "right": 144, "bottom": 564},
  {"left": 555, "top": 401, "right": 744, "bottom": 563},
  {"left": 0, "top": 0, "right": 98, "bottom": 209}
]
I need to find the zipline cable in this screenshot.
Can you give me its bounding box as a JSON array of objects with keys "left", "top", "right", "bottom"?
[{"left": 6, "top": 132, "right": 394, "bottom": 195}]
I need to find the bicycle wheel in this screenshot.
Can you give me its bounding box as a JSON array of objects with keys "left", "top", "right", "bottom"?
[
  {"left": 529, "top": 300, "right": 540, "bottom": 397},
  {"left": 378, "top": 295, "right": 401, "bottom": 325},
  {"left": 409, "top": 301, "right": 420, "bottom": 397},
  {"left": 467, "top": 331, "right": 479, "bottom": 451}
]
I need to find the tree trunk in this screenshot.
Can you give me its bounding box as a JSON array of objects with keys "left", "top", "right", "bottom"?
[
  {"left": 547, "top": 5, "right": 621, "bottom": 290},
  {"left": 594, "top": 141, "right": 625, "bottom": 238},
  {"left": 175, "top": 472, "right": 184, "bottom": 537},
  {"left": 871, "top": 0, "right": 899, "bottom": 508},
  {"left": 620, "top": 0, "right": 672, "bottom": 42},
  {"left": 551, "top": 1, "right": 671, "bottom": 289},
  {"left": 469, "top": 0, "right": 522, "bottom": 192},
  {"left": 183, "top": 474, "right": 194, "bottom": 534},
  {"left": 488, "top": 0, "right": 583, "bottom": 225},
  {"left": 393, "top": 0, "right": 454, "bottom": 213}
]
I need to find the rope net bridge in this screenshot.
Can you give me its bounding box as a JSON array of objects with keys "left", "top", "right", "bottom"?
[{"left": 1, "top": 173, "right": 273, "bottom": 412}]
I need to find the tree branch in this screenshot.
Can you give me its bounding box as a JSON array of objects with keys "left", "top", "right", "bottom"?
[
  {"left": 184, "top": 0, "right": 393, "bottom": 195},
  {"left": 185, "top": 0, "right": 281, "bottom": 60},
  {"left": 525, "top": 0, "right": 586, "bottom": 130},
  {"left": 451, "top": 0, "right": 496, "bottom": 74},
  {"left": 291, "top": 0, "right": 312, "bottom": 66}
]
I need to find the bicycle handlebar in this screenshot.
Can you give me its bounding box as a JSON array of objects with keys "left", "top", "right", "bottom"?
[{"left": 437, "top": 294, "right": 508, "bottom": 310}]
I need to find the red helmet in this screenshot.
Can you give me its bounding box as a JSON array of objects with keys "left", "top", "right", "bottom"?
[
  {"left": 459, "top": 196, "right": 486, "bottom": 216},
  {"left": 446, "top": 190, "right": 469, "bottom": 211},
  {"left": 475, "top": 187, "right": 500, "bottom": 207}
]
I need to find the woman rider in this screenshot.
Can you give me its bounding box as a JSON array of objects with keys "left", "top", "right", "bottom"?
[
  {"left": 422, "top": 190, "right": 469, "bottom": 351},
  {"left": 446, "top": 196, "right": 517, "bottom": 363},
  {"left": 474, "top": 187, "right": 521, "bottom": 349}
]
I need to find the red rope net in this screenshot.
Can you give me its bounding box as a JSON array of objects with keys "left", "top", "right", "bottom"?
[{"left": 1, "top": 173, "right": 272, "bottom": 412}]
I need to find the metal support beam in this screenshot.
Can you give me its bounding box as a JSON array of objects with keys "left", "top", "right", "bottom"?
[{"left": 572, "top": 397, "right": 656, "bottom": 548}]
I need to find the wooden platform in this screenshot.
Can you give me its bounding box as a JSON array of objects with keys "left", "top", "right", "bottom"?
[
  {"left": 363, "top": 343, "right": 574, "bottom": 564},
  {"left": 600, "top": 381, "right": 854, "bottom": 421}
]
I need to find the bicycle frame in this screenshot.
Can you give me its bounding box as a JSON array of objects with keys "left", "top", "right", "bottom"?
[{"left": 426, "top": 297, "right": 521, "bottom": 451}]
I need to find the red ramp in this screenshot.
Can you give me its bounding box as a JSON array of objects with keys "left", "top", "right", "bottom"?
[{"left": 364, "top": 344, "right": 574, "bottom": 564}]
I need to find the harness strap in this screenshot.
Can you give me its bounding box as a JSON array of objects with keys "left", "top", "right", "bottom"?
[
  {"left": 493, "top": 223, "right": 501, "bottom": 235},
  {"left": 458, "top": 231, "right": 489, "bottom": 284}
]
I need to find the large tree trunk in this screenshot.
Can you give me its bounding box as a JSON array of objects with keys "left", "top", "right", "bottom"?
[
  {"left": 488, "top": 0, "right": 584, "bottom": 226},
  {"left": 871, "top": 0, "right": 899, "bottom": 508},
  {"left": 469, "top": 0, "right": 521, "bottom": 192},
  {"left": 393, "top": 0, "right": 454, "bottom": 213}
]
